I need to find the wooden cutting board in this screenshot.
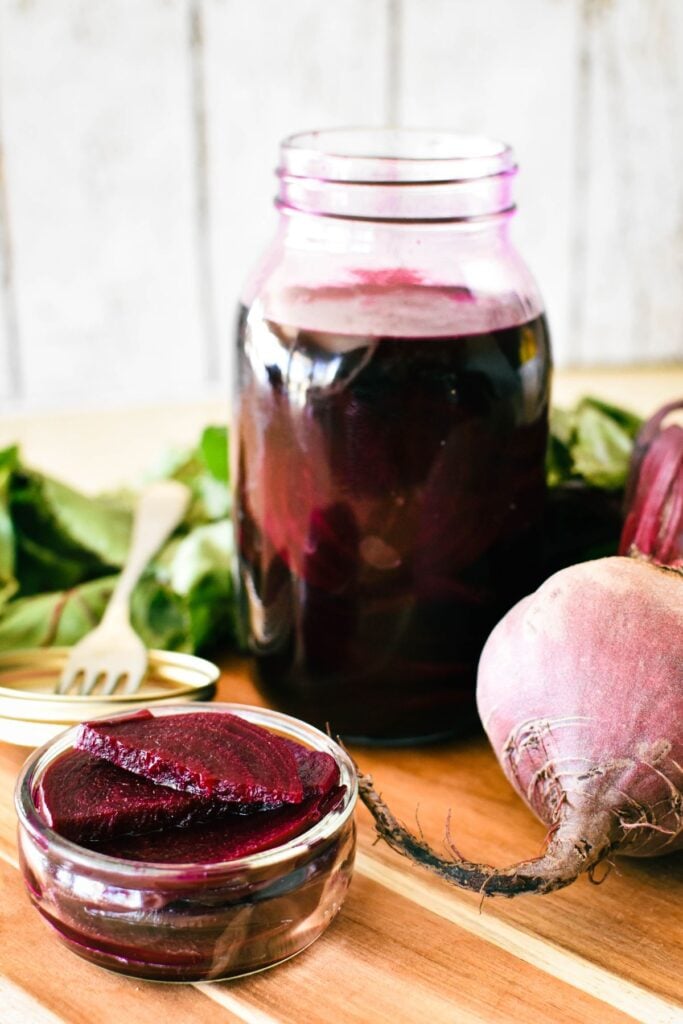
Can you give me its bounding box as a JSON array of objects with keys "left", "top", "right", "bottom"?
[
  {"left": 1, "top": 369, "right": 681, "bottom": 1022},
  {"left": 0, "top": 660, "right": 680, "bottom": 1024}
]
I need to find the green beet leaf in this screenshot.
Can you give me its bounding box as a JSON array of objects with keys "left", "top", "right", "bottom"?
[
  {"left": 0, "top": 425, "right": 233, "bottom": 655},
  {"left": 547, "top": 396, "right": 641, "bottom": 490},
  {"left": 0, "top": 447, "right": 19, "bottom": 596},
  {"left": 572, "top": 405, "right": 636, "bottom": 490},
  {"left": 166, "top": 520, "right": 235, "bottom": 651},
  {"left": 578, "top": 396, "right": 642, "bottom": 438},
  {"left": 167, "top": 520, "right": 233, "bottom": 594},
  {"left": 545, "top": 407, "right": 575, "bottom": 489},
  {"left": 200, "top": 425, "right": 229, "bottom": 482},
  {"left": 129, "top": 576, "right": 193, "bottom": 653},
  {"left": 13, "top": 532, "right": 102, "bottom": 596},
  {"left": 148, "top": 433, "right": 230, "bottom": 526},
  {"left": 9, "top": 469, "right": 131, "bottom": 596},
  {"left": 40, "top": 477, "right": 132, "bottom": 566},
  {"left": 0, "top": 576, "right": 115, "bottom": 649}
]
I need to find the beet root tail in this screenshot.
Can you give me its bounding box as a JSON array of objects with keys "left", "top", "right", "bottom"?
[{"left": 358, "top": 771, "right": 616, "bottom": 898}]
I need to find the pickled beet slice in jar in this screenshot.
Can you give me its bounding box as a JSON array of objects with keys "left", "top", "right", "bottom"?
[{"left": 76, "top": 711, "right": 305, "bottom": 805}]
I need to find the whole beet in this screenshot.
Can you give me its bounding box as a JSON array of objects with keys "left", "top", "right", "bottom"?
[
  {"left": 358, "top": 556, "right": 683, "bottom": 896},
  {"left": 474, "top": 556, "right": 683, "bottom": 892}
]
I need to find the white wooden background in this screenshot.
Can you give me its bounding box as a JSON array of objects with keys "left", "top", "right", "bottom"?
[{"left": 0, "top": 0, "right": 682, "bottom": 412}]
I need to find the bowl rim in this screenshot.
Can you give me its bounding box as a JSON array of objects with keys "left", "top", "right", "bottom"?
[{"left": 15, "top": 702, "right": 358, "bottom": 879}]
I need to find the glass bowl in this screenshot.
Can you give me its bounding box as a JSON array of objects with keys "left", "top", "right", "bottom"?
[{"left": 15, "top": 703, "right": 357, "bottom": 982}]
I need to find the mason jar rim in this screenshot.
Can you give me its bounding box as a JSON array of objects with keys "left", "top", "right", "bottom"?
[
  {"left": 15, "top": 702, "right": 358, "bottom": 880},
  {"left": 280, "top": 127, "right": 517, "bottom": 184}
]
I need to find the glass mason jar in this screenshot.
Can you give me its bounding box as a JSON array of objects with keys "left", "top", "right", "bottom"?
[{"left": 233, "top": 129, "right": 551, "bottom": 744}]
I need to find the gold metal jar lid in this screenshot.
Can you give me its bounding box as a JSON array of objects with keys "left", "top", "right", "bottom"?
[{"left": 0, "top": 647, "right": 219, "bottom": 747}]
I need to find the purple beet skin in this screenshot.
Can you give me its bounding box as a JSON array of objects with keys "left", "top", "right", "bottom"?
[
  {"left": 76, "top": 710, "right": 305, "bottom": 805},
  {"left": 91, "top": 787, "right": 346, "bottom": 863}
]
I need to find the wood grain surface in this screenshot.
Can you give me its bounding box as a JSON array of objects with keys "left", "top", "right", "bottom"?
[{"left": 0, "top": 663, "right": 681, "bottom": 1024}]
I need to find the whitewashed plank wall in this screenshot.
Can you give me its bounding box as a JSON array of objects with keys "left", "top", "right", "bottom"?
[
  {"left": 576, "top": 0, "right": 683, "bottom": 364},
  {"left": 0, "top": 0, "right": 682, "bottom": 412},
  {"left": 0, "top": 0, "right": 203, "bottom": 408}
]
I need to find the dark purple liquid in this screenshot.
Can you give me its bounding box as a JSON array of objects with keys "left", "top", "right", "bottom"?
[{"left": 235, "top": 306, "right": 551, "bottom": 741}]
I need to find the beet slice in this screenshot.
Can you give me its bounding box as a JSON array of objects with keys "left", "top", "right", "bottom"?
[
  {"left": 91, "top": 787, "right": 347, "bottom": 864},
  {"left": 38, "top": 719, "right": 341, "bottom": 846},
  {"left": 36, "top": 740, "right": 339, "bottom": 845},
  {"left": 35, "top": 750, "right": 224, "bottom": 843},
  {"left": 281, "top": 738, "right": 340, "bottom": 797},
  {"left": 76, "top": 711, "right": 304, "bottom": 805}
]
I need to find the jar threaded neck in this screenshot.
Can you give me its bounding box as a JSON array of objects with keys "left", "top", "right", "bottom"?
[{"left": 277, "top": 128, "right": 517, "bottom": 222}]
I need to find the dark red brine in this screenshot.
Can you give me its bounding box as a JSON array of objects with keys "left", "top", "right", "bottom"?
[{"left": 233, "top": 131, "right": 552, "bottom": 742}]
